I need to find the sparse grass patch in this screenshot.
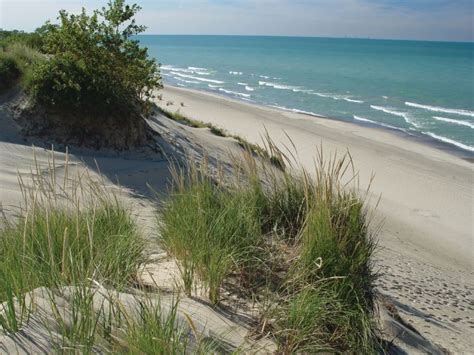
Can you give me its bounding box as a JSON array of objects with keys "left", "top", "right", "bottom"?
[
  {"left": 0, "top": 150, "right": 145, "bottom": 305},
  {"left": 157, "top": 107, "right": 286, "bottom": 170}
]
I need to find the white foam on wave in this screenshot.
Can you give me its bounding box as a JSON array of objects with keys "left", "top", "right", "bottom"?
[
  {"left": 245, "top": 86, "right": 255, "bottom": 92},
  {"left": 433, "top": 116, "right": 474, "bottom": 129},
  {"left": 171, "top": 72, "right": 224, "bottom": 84},
  {"left": 237, "top": 82, "right": 248, "bottom": 86},
  {"left": 370, "top": 105, "right": 419, "bottom": 128},
  {"left": 353, "top": 115, "right": 406, "bottom": 132},
  {"left": 259, "top": 75, "right": 270, "bottom": 79},
  {"left": 405, "top": 102, "right": 474, "bottom": 117},
  {"left": 292, "top": 88, "right": 313, "bottom": 93},
  {"left": 218, "top": 88, "right": 251, "bottom": 98},
  {"left": 313, "top": 92, "right": 334, "bottom": 99},
  {"left": 313, "top": 92, "right": 363, "bottom": 103},
  {"left": 162, "top": 65, "right": 210, "bottom": 76},
  {"left": 173, "top": 76, "right": 200, "bottom": 84},
  {"left": 343, "top": 98, "right": 364, "bottom": 104},
  {"left": 423, "top": 132, "right": 474, "bottom": 152},
  {"left": 269, "top": 105, "right": 325, "bottom": 118},
  {"left": 259, "top": 81, "right": 301, "bottom": 91},
  {"left": 229, "top": 71, "right": 243, "bottom": 75},
  {"left": 208, "top": 84, "right": 222, "bottom": 88}
]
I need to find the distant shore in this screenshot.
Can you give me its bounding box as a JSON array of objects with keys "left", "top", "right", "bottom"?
[{"left": 172, "top": 84, "right": 474, "bottom": 162}]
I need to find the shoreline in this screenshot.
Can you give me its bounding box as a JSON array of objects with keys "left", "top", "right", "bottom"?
[
  {"left": 157, "top": 84, "right": 473, "bottom": 268},
  {"left": 169, "top": 84, "right": 474, "bottom": 162}
]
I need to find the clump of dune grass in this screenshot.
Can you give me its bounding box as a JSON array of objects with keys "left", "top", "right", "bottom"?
[
  {"left": 160, "top": 158, "right": 265, "bottom": 304},
  {"left": 0, "top": 43, "right": 44, "bottom": 91},
  {"left": 159, "top": 138, "right": 380, "bottom": 352},
  {"left": 0, "top": 149, "right": 145, "bottom": 337},
  {"left": 0, "top": 149, "right": 217, "bottom": 353}
]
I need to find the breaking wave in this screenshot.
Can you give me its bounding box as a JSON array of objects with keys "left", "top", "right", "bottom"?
[{"left": 405, "top": 102, "right": 474, "bottom": 117}]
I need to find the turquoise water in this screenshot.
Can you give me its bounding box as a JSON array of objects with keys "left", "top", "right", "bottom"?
[{"left": 138, "top": 35, "right": 474, "bottom": 155}]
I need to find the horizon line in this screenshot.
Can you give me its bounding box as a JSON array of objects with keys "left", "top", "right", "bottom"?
[{"left": 138, "top": 33, "right": 473, "bottom": 44}]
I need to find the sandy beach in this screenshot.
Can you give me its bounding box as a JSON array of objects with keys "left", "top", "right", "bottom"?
[
  {"left": 156, "top": 85, "right": 474, "bottom": 352},
  {"left": 1, "top": 85, "right": 472, "bottom": 352}
]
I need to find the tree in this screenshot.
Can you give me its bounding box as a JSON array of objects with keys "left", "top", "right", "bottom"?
[{"left": 28, "top": 0, "right": 161, "bottom": 120}]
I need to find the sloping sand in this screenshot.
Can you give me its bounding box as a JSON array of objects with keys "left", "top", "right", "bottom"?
[
  {"left": 0, "top": 87, "right": 471, "bottom": 352},
  {"left": 156, "top": 85, "right": 474, "bottom": 353}
]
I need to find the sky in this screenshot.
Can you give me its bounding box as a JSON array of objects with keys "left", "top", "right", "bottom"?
[{"left": 0, "top": 0, "right": 473, "bottom": 42}]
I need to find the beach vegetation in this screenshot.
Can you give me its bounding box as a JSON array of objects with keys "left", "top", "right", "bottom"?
[
  {"left": 0, "top": 160, "right": 145, "bottom": 304},
  {"left": 27, "top": 0, "right": 161, "bottom": 119},
  {"left": 158, "top": 144, "right": 380, "bottom": 352},
  {"left": 157, "top": 107, "right": 286, "bottom": 169},
  {"left": 0, "top": 152, "right": 214, "bottom": 353}
]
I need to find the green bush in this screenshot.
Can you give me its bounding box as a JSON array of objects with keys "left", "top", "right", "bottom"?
[
  {"left": 0, "top": 29, "right": 45, "bottom": 51},
  {"left": 27, "top": 0, "right": 161, "bottom": 120},
  {"left": 0, "top": 55, "right": 20, "bottom": 91}
]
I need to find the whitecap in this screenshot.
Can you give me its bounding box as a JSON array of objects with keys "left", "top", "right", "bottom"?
[
  {"left": 245, "top": 86, "right": 255, "bottom": 92},
  {"left": 163, "top": 65, "right": 210, "bottom": 76},
  {"left": 432, "top": 116, "right": 474, "bottom": 129},
  {"left": 259, "top": 81, "right": 301, "bottom": 91},
  {"left": 405, "top": 102, "right": 474, "bottom": 117},
  {"left": 259, "top": 75, "right": 270, "bottom": 79},
  {"left": 188, "top": 66, "right": 207, "bottom": 71},
  {"left": 268, "top": 105, "right": 325, "bottom": 118},
  {"left": 343, "top": 98, "right": 364, "bottom": 104},
  {"left": 353, "top": 115, "right": 406, "bottom": 132},
  {"left": 370, "top": 105, "right": 420, "bottom": 128},
  {"left": 423, "top": 132, "right": 474, "bottom": 152},
  {"left": 208, "top": 84, "right": 222, "bottom": 88},
  {"left": 173, "top": 76, "right": 200, "bottom": 84},
  {"left": 237, "top": 82, "right": 248, "bottom": 86},
  {"left": 229, "top": 71, "right": 243, "bottom": 75},
  {"left": 171, "top": 72, "right": 224, "bottom": 84},
  {"left": 292, "top": 88, "right": 313, "bottom": 93},
  {"left": 218, "top": 88, "right": 251, "bottom": 98},
  {"left": 312, "top": 92, "right": 363, "bottom": 103}
]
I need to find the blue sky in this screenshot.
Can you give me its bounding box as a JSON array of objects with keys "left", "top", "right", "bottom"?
[{"left": 0, "top": 0, "right": 472, "bottom": 41}]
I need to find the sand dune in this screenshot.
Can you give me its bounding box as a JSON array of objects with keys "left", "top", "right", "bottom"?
[{"left": 0, "top": 86, "right": 472, "bottom": 352}]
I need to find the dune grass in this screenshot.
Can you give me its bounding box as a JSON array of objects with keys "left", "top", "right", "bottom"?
[
  {"left": 160, "top": 160, "right": 266, "bottom": 303},
  {"left": 0, "top": 171, "right": 145, "bottom": 304},
  {"left": 157, "top": 107, "right": 286, "bottom": 169},
  {"left": 158, "top": 142, "right": 380, "bottom": 352},
  {"left": 0, "top": 43, "right": 44, "bottom": 91},
  {"left": 0, "top": 150, "right": 215, "bottom": 354}
]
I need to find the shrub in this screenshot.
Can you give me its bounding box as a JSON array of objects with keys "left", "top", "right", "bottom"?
[
  {"left": 0, "top": 43, "right": 45, "bottom": 92},
  {"left": 27, "top": 0, "right": 161, "bottom": 120},
  {"left": 0, "top": 29, "right": 46, "bottom": 51},
  {"left": 0, "top": 55, "right": 20, "bottom": 91}
]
